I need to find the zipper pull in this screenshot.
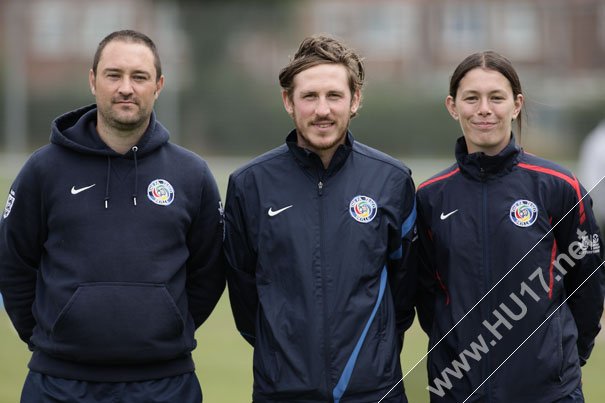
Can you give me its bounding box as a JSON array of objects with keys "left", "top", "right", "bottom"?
[
  {"left": 480, "top": 167, "right": 487, "bottom": 181},
  {"left": 318, "top": 181, "right": 323, "bottom": 196}
]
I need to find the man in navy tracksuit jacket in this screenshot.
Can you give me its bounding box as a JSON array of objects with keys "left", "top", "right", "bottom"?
[
  {"left": 224, "top": 36, "right": 417, "bottom": 402},
  {"left": 417, "top": 137, "right": 604, "bottom": 402},
  {"left": 0, "top": 31, "right": 225, "bottom": 402}
]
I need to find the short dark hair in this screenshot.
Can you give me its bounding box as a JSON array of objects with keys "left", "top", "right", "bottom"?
[
  {"left": 92, "top": 30, "right": 162, "bottom": 81},
  {"left": 449, "top": 50, "right": 524, "bottom": 134},
  {"left": 279, "top": 35, "right": 365, "bottom": 117}
]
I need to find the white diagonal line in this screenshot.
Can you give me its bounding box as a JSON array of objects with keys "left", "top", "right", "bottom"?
[
  {"left": 462, "top": 259, "right": 605, "bottom": 403},
  {"left": 378, "top": 174, "right": 605, "bottom": 403}
]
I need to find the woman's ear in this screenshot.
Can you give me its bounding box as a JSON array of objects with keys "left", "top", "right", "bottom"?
[
  {"left": 512, "top": 93, "right": 524, "bottom": 120},
  {"left": 445, "top": 95, "right": 459, "bottom": 120}
]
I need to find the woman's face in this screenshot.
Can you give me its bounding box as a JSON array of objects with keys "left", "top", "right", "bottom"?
[{"left": 446, "top": 67, "right": 523, "bottom": 156}]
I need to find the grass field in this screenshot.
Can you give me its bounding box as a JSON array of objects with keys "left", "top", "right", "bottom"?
[{"left": 0, "top": 154, "right": 603, "bottom": 402}]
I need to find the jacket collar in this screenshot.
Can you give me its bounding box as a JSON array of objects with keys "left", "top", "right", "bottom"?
[
  {"left": 286, "top": 129, "right": 353, "bottom": 177},
  {"left": 455, "top": 134, "right": 522, "bottom": 181}
]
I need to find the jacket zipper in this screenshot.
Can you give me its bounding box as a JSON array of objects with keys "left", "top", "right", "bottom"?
[
  {"left": 318, "top": 177, "right": 332, "bottom": 399},
  {"left": 481, "top": 172, "right": 492, "bottom": 403}
]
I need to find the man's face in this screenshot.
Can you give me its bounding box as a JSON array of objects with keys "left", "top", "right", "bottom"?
[
  {"left": 89, "top": 40, "right": 163, "bottom": 134},
  {"left": 282, "top": 63, "right": 360, "bottom": 156}
]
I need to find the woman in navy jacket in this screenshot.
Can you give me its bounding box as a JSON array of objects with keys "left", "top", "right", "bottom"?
[{"left": 416, "top": 51, "right": 604, "bottom": 403}]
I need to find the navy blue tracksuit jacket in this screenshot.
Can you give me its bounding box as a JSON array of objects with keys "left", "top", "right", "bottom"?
[
  {"left": 416, "top": 136, "right": 604, "bottom": 403},
  {"left": 224, "top": 131, "right": 417, "bottom": 402}
]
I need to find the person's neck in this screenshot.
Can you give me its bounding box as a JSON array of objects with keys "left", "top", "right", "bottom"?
[
  {"left": 97, "top": 120, "right": 147, "bottom": 154},
  {"left": 316, "top": 149, "right": 336, "bottom": 169}
]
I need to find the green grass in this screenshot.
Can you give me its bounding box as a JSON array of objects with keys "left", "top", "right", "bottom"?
[
  {"left": 2, "top": 307, "right": 604, "bottom": 402},
  {"left": 0, "top": 155, "right": 603, "bottom": 402}
]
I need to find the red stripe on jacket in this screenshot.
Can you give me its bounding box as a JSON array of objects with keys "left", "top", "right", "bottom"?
[
  {"left": 518, "top": 162, "right": 586, "bottom": 224},
  {"left": 418, "top": 168, "right": 460, "bottom": 190}
]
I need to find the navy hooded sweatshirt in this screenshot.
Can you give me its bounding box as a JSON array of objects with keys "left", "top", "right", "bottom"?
[{"left": 0, "top": 104, "right": 225, "bottom": 382}]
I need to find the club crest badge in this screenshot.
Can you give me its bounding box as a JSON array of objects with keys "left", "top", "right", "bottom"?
[
  {"left": 3, "top": 189, "right": 15, "bottom": 219},
  {"left": 509, "top": 199, "right": 538, "bottom": 227},
  {"left": 147, "top": 179, "right": 175, "bottom": 206},
  {"left": 349, "top": 195, "right": 377, "bottom": 223}
]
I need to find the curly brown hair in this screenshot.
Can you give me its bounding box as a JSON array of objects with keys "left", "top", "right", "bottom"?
[{"left": 279, "top": 35, "right": 365, "bottom": 117}]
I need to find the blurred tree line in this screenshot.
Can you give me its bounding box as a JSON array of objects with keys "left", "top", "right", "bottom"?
[{"left": 1, "top": 0, "right": 604, "bottom": 159}]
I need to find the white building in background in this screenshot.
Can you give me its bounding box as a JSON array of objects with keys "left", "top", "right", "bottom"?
[
  {"left": 230, "top": 0, "right": 605, "bottom": 87},
  {"left": 307, "top": 0, "right": 605, "bottom": 76}
]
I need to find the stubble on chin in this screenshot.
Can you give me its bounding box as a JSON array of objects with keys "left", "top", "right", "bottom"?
[
  {"left": 106, "top": 101, "right": 151, "bottom": 129},
  {"left": 296, "top": 129, "right": 347, "bottom": 152}
]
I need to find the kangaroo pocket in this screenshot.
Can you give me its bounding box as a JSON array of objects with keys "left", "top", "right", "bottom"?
[{"left": 50, "top": 282, "right": 188, "bottom": 364}]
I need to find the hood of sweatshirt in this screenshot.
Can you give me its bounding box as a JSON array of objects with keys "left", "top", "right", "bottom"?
[
  {"left": 49, "top": 104, "right": 170, "bottom": 207},
  {"left": 50, "top": 104, "right": 169, "bottom": 158}
]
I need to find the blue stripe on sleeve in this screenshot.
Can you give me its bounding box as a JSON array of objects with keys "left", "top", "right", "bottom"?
[
  {"left": 388, "top": 199, "right": 417, "bottom": 260},
  {"left": 389, "top": 246, "right": 403, "bottom": 260},
  {"left": 401, "top": 199, "right": 417, "bottom": 237}
]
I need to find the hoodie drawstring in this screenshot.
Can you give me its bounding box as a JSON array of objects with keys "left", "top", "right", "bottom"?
[
  {"left": 132, "top": 146, "right": 138, "bottom": 206},
  {"left": 104, "top": 147, "right": 139, "bottom": 209},
  {"left": 104, "top": 156, "right": 112, "bottom": 209}
]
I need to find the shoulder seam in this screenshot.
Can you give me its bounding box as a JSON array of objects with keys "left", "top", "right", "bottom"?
[
  {"left": 417, "top": 167, "right": 460, "bottom": 190},
  {"left": 351, "top": 146, "right": 411, "bottom": 175},
  {"left": 517, "top": 162, "right": 586, "bottom": 224},
  {"left": 230, "top": 146, "right": 290, "bottom": 179}
]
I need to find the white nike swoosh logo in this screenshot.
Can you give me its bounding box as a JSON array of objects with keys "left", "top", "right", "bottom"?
[
  {"left": 440, "top": 209, "right": 458, "bottom": 220},
  {"left": 268, "top": 205, "right": 293, "bottom": 217},
  {"left": 71, "top": 184, "right": 96, "bottom": 195}
]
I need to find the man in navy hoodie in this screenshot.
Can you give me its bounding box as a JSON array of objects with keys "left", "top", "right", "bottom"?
[{"left": 0, "top": 30, "right": 225, "bottom": 402}]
